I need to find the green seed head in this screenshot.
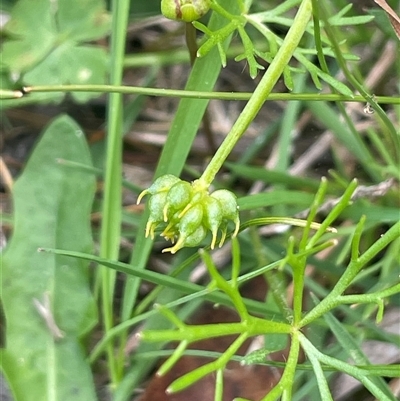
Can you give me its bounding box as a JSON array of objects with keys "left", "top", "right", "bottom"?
[{"left": 138, "top": 175, "right": 240, "bottom": 253}]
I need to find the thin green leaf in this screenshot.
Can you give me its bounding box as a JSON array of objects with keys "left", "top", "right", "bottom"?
[
  {"left": 331, "top": 15, "right": 375, "bottom": 25},
  {"left": 299, "top": 334, "right": 397, "bottom": 401},
  {"left": 226, "top": 163, "right": 321, "bottom": 190},
  {"left": 295, "top": 52, "right": 353, "bottom": 96},
  {"left": 303, "top": 348, "right": 334, "bottom": 401},
  {"left": 331, "top": 3, "right": 353, "bottom": 19},
  {"left": 323, "top": 303, "right": 395, "bottom": 397},
  {"left": 283, "top": 66, "right": 294, "bottom": 90},
  {"left": 43, "top": 247, "right": 285, "bottom": 319},
  {"left": 315, "top": 69, "right": 354, "bottom": 97}
]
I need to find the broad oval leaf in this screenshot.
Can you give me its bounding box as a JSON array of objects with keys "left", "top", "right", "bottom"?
[{"left": 1, "top": 115, "right": 98, "bottom": 401}]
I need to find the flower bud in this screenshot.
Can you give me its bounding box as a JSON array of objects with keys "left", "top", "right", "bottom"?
[{"left": 161, "top": 0, "right": 211, "bottom": 23}]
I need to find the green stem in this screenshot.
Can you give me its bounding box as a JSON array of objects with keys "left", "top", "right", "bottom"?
[
  {"left": 185, "top": 21, "right": 217, "bottom": 152},
  {"left": 291, "top": 179, "right": 329, "bottom": 324},
  {"left": 299, "top": 333, "right": 396, "bottom": 401},
  {"left": 199, "top": 0, "right": 312, "bottom": 186},
  {"left": 168, "top": 332, "right": 248, "bottom": 393},
  {"left": 250, "top": 228, "right": 292, "bottom": 320},
  {"left": 261, "top": 330, "right": 300, "bottom": 401},
  {"left": 210, "top": 0, "right": 237, "bottom": 19},
  {"left": 0, "top": 89, "right": 24, "bottom": 99},
  {"left": 22, "top": 85, "right": 400, "bottom": 104},
  {"left": 185, "top": 22, "right": 198, "bottom": 65},
  {"left": 291, "top": 254, "right": 307, "bottom": 325},
  {"left": 99, "top": 0, "right": 130, "bottom": 386},
  {"left": 200, "top": 248, "right": 249, "bottom": 319},
  {"left": 300, "top": 221, "right": 400, "bottom": 327},
  {"left": 338, "top": 282, "right": 400, "bottom": 306},
  {"left": 140, "top": 316, "right": 291, "bottom": 343}
]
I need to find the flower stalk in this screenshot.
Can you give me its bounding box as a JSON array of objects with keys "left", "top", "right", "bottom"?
[
  {"left": 199, "top": 0, "right": 312, "bottom": 186},
  {"left": 138, "top": 0, "right": 313, "bottom": 253}
]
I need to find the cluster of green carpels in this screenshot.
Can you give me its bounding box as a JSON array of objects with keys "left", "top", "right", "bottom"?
[
  {"left": 137, "top": 175, "right": 240, "bottom": 253},
  {"left": 161, "top": 0, "right": 211, "bottom": 22}
]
